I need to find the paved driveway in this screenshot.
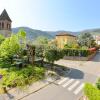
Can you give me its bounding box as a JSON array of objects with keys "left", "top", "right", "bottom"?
[
  {"left": 21, "top": 51, "right": 100, "bottom": 100},
  {"left": 21, "top": 70, "right": 96, "bottom": 100},
  {"left": 55, "top": 51, "right": 100, "bottom": 77},
  {"left": 1, "top": 51, "right": 99, "bottom": 100}
]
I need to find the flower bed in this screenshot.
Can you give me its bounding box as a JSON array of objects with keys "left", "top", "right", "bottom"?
[{"left": 0, "top": 65, "right": 45, "bottom": 93}]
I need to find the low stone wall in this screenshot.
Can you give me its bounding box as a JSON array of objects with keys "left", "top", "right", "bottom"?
[
  {"left": 63, "top": 51, "right": 97, "bottom": 61},
  {"left": 87, "top": 51, "right": 97, "bottom": 61}
]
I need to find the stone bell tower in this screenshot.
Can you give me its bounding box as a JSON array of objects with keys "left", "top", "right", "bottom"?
[{"left": 0, "top": 9, "right": 12, "bottom": 37}]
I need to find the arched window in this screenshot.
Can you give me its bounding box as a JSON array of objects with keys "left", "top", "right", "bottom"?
[
  {"left": 2, "top": 22, "right": 4, "bottom": 29},
  {"left": 7, "top": 24, "right": 8, "bottom": 29},
  {"left": 0, "top": 23, "right": 1, "bottom": 29},
  {"left": 9, "top": 24, "right": 11, "bottom": 29},
  {"left": 7, "top": 24, "right": 9, "bottom": 29},
  {"left": 7, "top": 24, "right": 11, "bottom": 30}
]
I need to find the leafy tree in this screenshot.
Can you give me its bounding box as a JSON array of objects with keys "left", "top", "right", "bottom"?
[
  {"left": 96, "top": 78, "right": 100, "bottom": 90},
  {"left": 34, "top": 36, "right": 48, "bottom": 44},
  {"left": 17, "top": 29, "right": 26, "bottom": 48},
  {"left": 35, "top": 44, "right": 45, "bottom": 66},
  {"left": 84, "top": 83, "right": 100, "bottom": 100},
  {"left": 33, "top": 36, "right": 49, "bottom": 66},
  {"left": 78, "top": 33, "right": 95, "bottom": 48},
  {"left": 64, "top": 42, "right": 79, "bottom": 49},
  {"left": 0, "top": 34, "right": 5, "bottom": 44},
  {"left": 16, "top": 29, "right": 27, "bottom": 58},
  {"left": 45, "top": 47, "right": 64, "bottom": 70},
  {"left": 48, "top": 39, "right": 57, "bottom": 48},
  {"left": 0, "top": 34, "right": 20, "bottom": 63},
  {"left": 27, "top": 44, "right": 35, "bottom": 65},
  {"left": 0, "top": 30, "right": 26, "bottom": 64}
]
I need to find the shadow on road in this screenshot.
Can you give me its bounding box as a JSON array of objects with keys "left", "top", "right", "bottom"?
[
  {"left": 68, "top": 68, "right": 84, "bottom": 79},
  {"left": 35, "top": 61, "right": 84, "bottom": 80}
]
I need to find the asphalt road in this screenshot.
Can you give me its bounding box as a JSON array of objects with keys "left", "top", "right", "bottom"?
[
  {"left": 20, "top": 52, "right": 100, "bottom": 100},
  {"left": 21, "top": 52, "right": 100, "bottom": 100},
  {"left": 21, "top": 69, "right": 97, "bottom": 100},
  {"left": 1, "top": 52, "right": 99, "bottom": 100}
]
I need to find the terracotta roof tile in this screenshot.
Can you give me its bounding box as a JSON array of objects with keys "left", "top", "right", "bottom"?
[{"left": 56, "top": 32, "right": 76, "bottom": 37}]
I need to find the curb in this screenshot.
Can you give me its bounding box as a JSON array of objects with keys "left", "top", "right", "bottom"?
[
  {"left": 18, "top": 82, "right": 51, "bottom": 100},
  {"left": 4, "top": 68, "right": 72, "bottom": 100}
]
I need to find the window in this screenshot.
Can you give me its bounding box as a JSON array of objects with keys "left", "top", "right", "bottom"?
[
  {"left": 7, "top": 24, "right": 11, "bottom": 30},
  {"left": 0, "top": 23, "right": 1, "bottom": 29},
  {"left": 7, "top": 24, "right": 9, "bottom": 29},
  {"left": 2, "top": 22, "right": 4, "bottom": 29},
  {"left": 9, "top": 24, "right": 11, "bottom": 29}
]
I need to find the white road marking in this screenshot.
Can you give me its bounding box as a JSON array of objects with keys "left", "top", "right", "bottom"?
[
  {"left": 62, "top": 79, "right": 75, "bottom": 88},
  {"left": 58, "top": 77, "right": 69, "bottom": 85},
  {"left": 68, "top": 81, "right": 80, "bottom": 91},
  {"left": 74, "top": 83, "right": 84, "bottom": 95}
]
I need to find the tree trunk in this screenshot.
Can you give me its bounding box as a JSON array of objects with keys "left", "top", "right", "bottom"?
[
  {"left": 41, "top": 58, "right": 44, "bottom": 66},
  {"left": 51, "top": 62, "right": 54, "bottom": 70}
]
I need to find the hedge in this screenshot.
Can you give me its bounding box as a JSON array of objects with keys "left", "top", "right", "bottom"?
[
  {"left": 63, "top": 49, "right": 93, "bottom": 57},
  {"left": 96, "top": 78, "right": 100, "bottom": 90},
  {"left": 84, "top": 83, "right": 100, "bottom": 100}
]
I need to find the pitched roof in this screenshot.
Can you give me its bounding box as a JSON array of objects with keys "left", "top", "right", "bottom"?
[
  {"left": 0, "top": 9, "right": 12, "bottom": 22},
  {"left": 56, "top": 32, "right": 76, "bottom": 37}
]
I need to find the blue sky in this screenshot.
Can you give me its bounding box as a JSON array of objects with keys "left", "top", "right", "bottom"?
[{"left": 0, "top": 0, "right": 100, "bottom": 31}]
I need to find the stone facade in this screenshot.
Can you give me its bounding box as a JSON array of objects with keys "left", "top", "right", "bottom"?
[
  {"left": 0, "top": 30, "right": 11, "bottom": 37},
  {"left": 0, "top": 9, "right": 12, "bottom": 37}
]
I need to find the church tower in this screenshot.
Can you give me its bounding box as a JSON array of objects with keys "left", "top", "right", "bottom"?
[{"left": 0, "top": 9, "right": 12, "bottom": 37}]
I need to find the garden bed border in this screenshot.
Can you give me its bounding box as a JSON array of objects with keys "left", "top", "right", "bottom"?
[{"left": 63, "top": 51, "right": 97, "bottom": 61}]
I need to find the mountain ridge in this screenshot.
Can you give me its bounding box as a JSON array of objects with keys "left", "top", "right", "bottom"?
[{"left": 12, "top": 27, "right": 100, "bottom": 40}]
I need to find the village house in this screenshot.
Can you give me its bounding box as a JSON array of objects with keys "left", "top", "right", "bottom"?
[{"left": 55, "top": 32, "right": 77, "bottom": 49}]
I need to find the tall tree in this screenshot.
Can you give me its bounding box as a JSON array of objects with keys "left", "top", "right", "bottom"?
[
  {"left": 78, "top": 33, "right": 95, "bottom": 48},
  {"left": 0, "top": 34, "right": 5, "bottom": 44},
  {"left": 45, "top": 47, "right": 64, "bottom": 70},
  {"left": 0, "top": 34, "right": 20, "bottom": 63},
  {"left": 0, "top": 30, "right": 26, "bottom": 63},
  {"left": 34, "top": 36, "right": 48, "bottom": 44}
]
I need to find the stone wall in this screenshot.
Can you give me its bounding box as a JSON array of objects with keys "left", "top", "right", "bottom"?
[
  {"left": 63, "top": 51, "right": 97, "bottom": 61},
  {"left": 0, "top": 20, "right": 11, "bottom": 30},
  {"left": 0, "top": 30, "right": 11, "bottom": 37}
]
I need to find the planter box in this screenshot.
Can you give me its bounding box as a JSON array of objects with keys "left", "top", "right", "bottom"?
[{"left": 63, "top": 51, "right": 97, "bottom": 61}]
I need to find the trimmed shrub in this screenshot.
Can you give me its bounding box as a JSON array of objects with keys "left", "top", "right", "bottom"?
[
  {"left": 84, "top": 83, "right": 100, "bottom": 100},
  {"left": 96, "top": 78, "right": 100, "bottom": 90},
  {"left": 63, "top": 48, "right": 93, "bottom": 57},
  {"left": 45, "top": 48, "right": 64, "bottom": 64}
]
